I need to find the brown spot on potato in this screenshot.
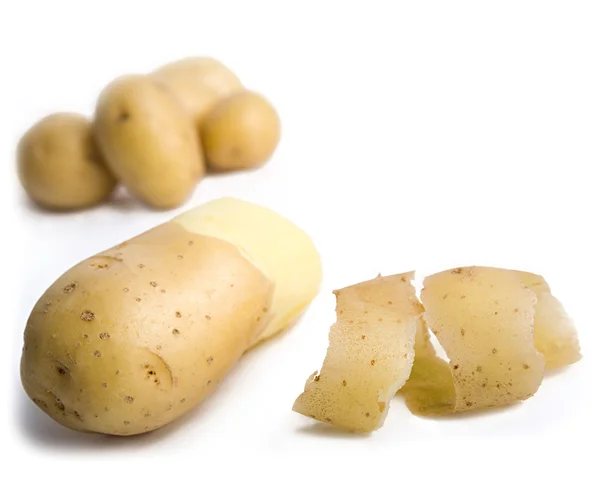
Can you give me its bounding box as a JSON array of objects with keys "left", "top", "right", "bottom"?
[
  {"left": 466, "top": 401, "right": 473, "bottom": 407},
  {"left": 476, "top": 365, "right": 483, "bottom": 372},
  {"left": 361, "top": 335, "right": 366, "bottom": 340},
  {"left": 378, "top": 317, "right": 383, "bottom": 322},
  {"left": 80, "top": 311, "right": 95, "bottom": 321},
  {"left": 177, "top": 254, "right": 184, "bottom": 259},
  {"left": 370, "top": 360, "right": 376, "bottom": 366},
  {"left": 492, "top": 348, "right": 498, "bottom": 355},
  {"left": 365, "top": 412, "right": 370, "bottom": 417},
  {"left": 342, "top": 380, "right": 347, "bottom": 386},
  {"left": 135, "top": 297, "right": 141, "bottom": 302},
  {"left": 314, "top": 375, "right": 320, "bottom": 382},
  {"left": 387, "top": 301, "right": 393, "bottom": 305},
  {"left": 453, "top": 364, "right": 459, "bottom": 370},
  {"left": 123, "top": 287, "right": 129, "bottom": 292},
  {"left": 118, "top": 111, "right": 130, "bottom": 122},
  {"left": 188, "top": 241, "right": 194, "bottom": 246},
  {"left": 99, "top": 332, "right": 110, "bottom": 340},
  {"left": 33, "top": 398, "right": 48, "bottom": 409},
  {"left": 523, "top": 364, "right": 530, "bottom": 370},
  {"left": 124, "top": 396, "right": 134, "bottom": 403},
  {"left": 83, "top": 334, "right": 88, "bottom": 339},
  {"left": 138, "top": 264, "right": 145, "bottom": 269},
  {"left": 150, "top": 281, "right": 157, "bottom": 287},
  {"left": 206, "top": 356, "right": 214, "bottom": 365},
  {"left": 452, "top": 268, "right": 463, "bottom": 274},
  {"left": 180, "top": 398, "right": 186, "bottom": 403},
  {"left": 172, "top": 328, "right": 180, "bottom": 335},
  {"left": 205, "top": 314, "right": 211, "bottom": 320},
  {"left": 160, "top": 289, "right": 166, "bottom": 293},
  {"left": 93, "top": 350, "right": 101, "bottom": 357},
  {"left": 377, "top": 402, "right": 386, "bottom": 412},
  {"left": 460, "top": 329, "right": 465, "bottom": 336},
  {"left": 207, "top": 380, "right": 212, "bottom": 386},
  {"left": 443, "top": 293, "right": 448, "bottom": 300},
  {"left": 56, "top": 365, "right": 70, "bottom": 377},
  {"left": 115, "top": 370, "right": 120, "bottom": 375},
  {"left": 73, "top": 410, "right": 83, "bottom": 421},
  {"left": 123, "top": 420, "right": 130, "bottom": 425},
  {"left": 63, "top": 282, "right": 78, "bottom": 293},
  {"left": 144, "top": 413, "right": 151, "bottom": 418}
]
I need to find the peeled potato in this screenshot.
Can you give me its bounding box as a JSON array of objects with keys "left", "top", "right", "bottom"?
[
  {"left": 152, "top": 57, "right": 242, "bottom": 126},
  {"left": 17, "top": 113, "right": 116, "bottom": 210},
  {"left": 201, "top": 91, "right": 280, "bottom": 171},
  {"left": 21, "top": 198, "right": 322, "bottom": 436},
  {"left": 292, "top": 272, "right": 423, "bottom": 433}
]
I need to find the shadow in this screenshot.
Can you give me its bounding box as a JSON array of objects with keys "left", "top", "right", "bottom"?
[
  {"left": 16, "top": 388, "right": 208, "bottom": 451},
  {"left": 105, "top": 186, "right": 147, "bottom": 212},
  {"left": 295, "top": 422, "right": 372, "bottom": 440},
  {"left": 395, "top": 393, "right": 524, "bottom": 421},
  {"left": 205, "top": 166, "right": 263, "bottom": 178}
]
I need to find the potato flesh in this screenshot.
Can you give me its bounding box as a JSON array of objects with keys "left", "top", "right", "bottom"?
[
  {"left": 292, "top": 273, "right": 423, "bottom": 432},
  {"left": 173, "top": 197, "right": 322, "bottom": 346},
  {"left": 516, "top": 271, "right": 581, "bottom": 370}
]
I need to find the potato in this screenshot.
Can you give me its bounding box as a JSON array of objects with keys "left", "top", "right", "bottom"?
[
  {"left": 201, "top": 91, "right": 280, "bottom": 171},
  {"left": 21, "top": 198, "right": 321, "bottom": 435},
  {"left": 292, "top": 273, "right": 423, "bottom": 433},
  {"left": 153, "top": 57, "right": 242, "bottom": 125},
  {"left": 17, "top": 113, "right": 116, "bottom": 210},
  {"left": 94, "top": 75, "right": 204, "bottom": 209}
]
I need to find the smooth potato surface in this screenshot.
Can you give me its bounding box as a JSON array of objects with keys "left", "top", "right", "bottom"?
[
  {"left": 17, "top": 113, "right": 116, "bottom": 210},
  {"left": 153, "top": 57, "right": 242, "bottom": 125},
  {"left": 94, "top": 75, "right": 203, "bottom": 209},
  {"left": 201, "top": 91, "right": 280, "bottom": 171}
]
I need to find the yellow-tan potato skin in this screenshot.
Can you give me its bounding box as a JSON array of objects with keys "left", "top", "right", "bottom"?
[
  {"left": 17, "top": 113, "right": 116, "bottom": 210},
  {"left": 201, "top": 91, "right": 280, "bottom": 171},
  {"left": 21, "top": 223, "right": 272, "bottom": 435},
  {"left": 153, "top": 57, "right": 242, "bottom": 126},
  {"left": 420, "top": 267, "right": 545, "bottom": 412},
  {"left": 20, "top": 198, "right": 321, "bottom": 436},
  {"left": 516, "top": 271, "right": 581, "bottom": 370},
  {"left": 94, "top": 75, "right": 203, "bottom": 209},
  {"left": 292, "top": 273, "right": 423, "bottom": 433}
]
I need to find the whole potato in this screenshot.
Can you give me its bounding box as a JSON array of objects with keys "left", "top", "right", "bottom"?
[
  {"left": 201, "top": 91, "right": 280, "bottom": 171},
  {"left": 17, "top": 113, "right": 116, "bottom": 210},
  {"left": 153, "top": 57, "right": 243, "bottom": 126},
  {"left": 94, "top": 75, "right": 203, "bottom": 209},
  {"left": 20, "top": 198, "right": 322, "bottom": 435}
]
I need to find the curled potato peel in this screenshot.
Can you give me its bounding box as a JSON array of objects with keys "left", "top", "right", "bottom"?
[
  {"left": 294, "top": 267, "right": 581, "bottom": 431},
  {"left": 292, "top": 272, "right": 423, "bottom": 432}
]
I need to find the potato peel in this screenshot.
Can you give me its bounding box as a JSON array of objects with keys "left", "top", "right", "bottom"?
[
  {"left": 295, "top": 266, "right": 580, "bottom": 431},
  {"left": 292, "top": 272, "right": 424, "bottom": 433},
  {"left": 516, "top": 271, "right": 581, "bottom": 370}
]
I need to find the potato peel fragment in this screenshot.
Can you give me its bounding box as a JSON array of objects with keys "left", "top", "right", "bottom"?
[
  {"left": 294, "top": 266, "right": 580, "bottom": 431},
  {"left": 292, "top": 272, "right": 423, "bottom": 433},
  {"left": 516, "top": 271, "right": 581, "bottom": 370}
]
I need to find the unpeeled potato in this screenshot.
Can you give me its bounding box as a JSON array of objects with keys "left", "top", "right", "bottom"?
[
  {"left": 94, "top": 74, "right": 204, "bottom": 209},
  {"left": 152, "top": 57, "right": 243, "bottom": 126},
  {"left": 201, "top": 91, "right": 280, "bottom": 171},
  {"left": 17, "top": 113, "right": 116, "bottom": 210}
]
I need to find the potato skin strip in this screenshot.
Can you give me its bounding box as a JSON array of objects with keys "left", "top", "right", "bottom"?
[
  {"left": 516, "top": 271, "right": 581, "bottom": 370},
  {"left": 292, "top": 273, "right": 423, "bottom": 432},
  {"left": 417, "top": 267, "right": 545, "bottom": 413}
]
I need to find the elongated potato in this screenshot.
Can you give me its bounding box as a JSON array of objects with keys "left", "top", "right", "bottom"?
[
  {"left": 21, "top": 198, "right": 321, "bottom": 436},
  {"left": 94, "top": 75, "right": 203, "bottom": 209},
  {"left": 153, "top": 57, "right": 242, "bottom": 125},
  {"left": 292, "top": 273, "right": 423, "bottom": 433}
]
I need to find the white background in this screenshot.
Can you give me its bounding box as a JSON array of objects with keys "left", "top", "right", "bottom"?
[{"left": 2, "top": 0, "right": 598, "bottom": 491}]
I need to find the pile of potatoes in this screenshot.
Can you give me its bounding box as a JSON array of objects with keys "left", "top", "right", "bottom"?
[{"left": 17, "top": 57, "right": 281, "bottom": 211}]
